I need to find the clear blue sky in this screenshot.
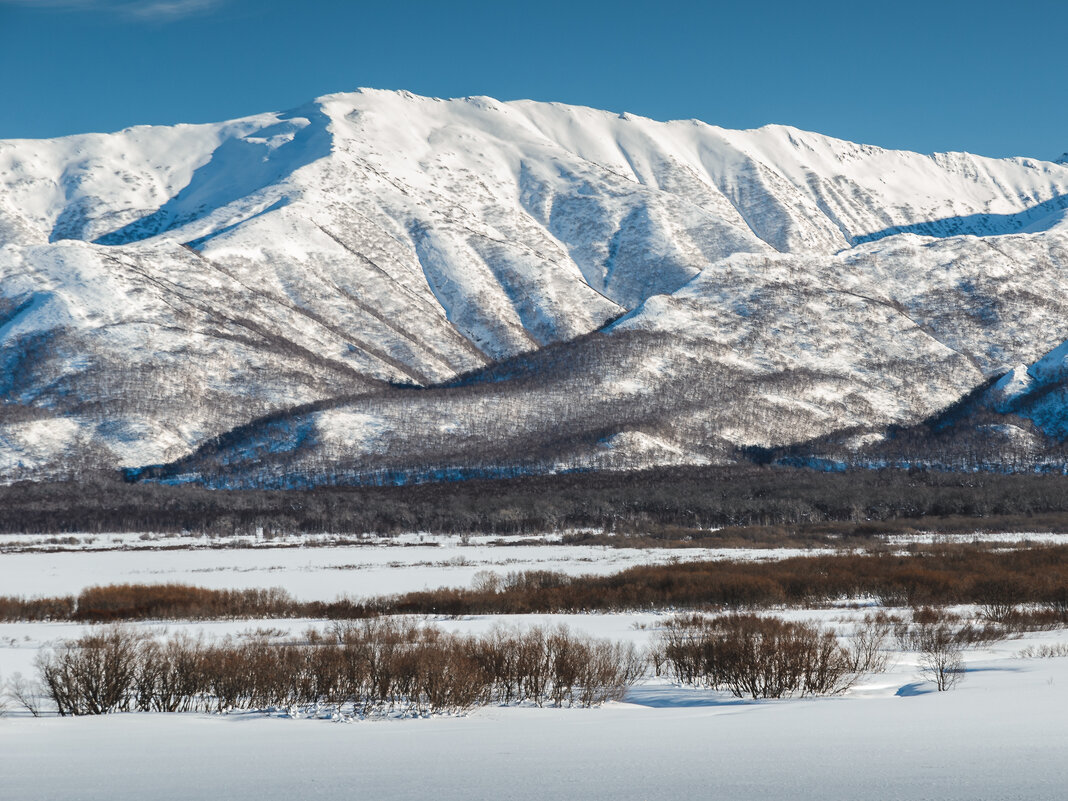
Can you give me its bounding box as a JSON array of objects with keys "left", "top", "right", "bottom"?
[{"left": 1, "top": 0, "right": 1065, "bottom": 160}]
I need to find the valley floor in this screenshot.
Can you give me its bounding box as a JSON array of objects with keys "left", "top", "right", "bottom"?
[
  {"left": 0, "top": 536, "right": 823, "bottom": 600},
  {"left": 2, "top": 620, "right": 1068, "bottom": 801},
  {"left": 2, "top": 535, "right": 1068, "bottom": 800}
]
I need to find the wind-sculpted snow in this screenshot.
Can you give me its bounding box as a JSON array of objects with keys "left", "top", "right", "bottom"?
[
  {"left": 852, "top": 193, "right": 1068, "bottom": 244},
  {"left": 3, "top": 88, "right": 1068, "bottom": 481},
  {"left": 93, "top": 106, "right": 332, "bottom": 246}
]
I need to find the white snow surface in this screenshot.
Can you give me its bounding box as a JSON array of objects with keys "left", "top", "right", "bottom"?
[
  {"left": 4, "top": 533, "right": 1068, "bottom": 798},
  {"left": 0, "top": 537, "right": 815, "bottom": 601},
  {"left": 2, "top": 609, "right": 1068, "bottom": 800}
]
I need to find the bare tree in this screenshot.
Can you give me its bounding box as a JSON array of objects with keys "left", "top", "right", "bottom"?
[
  {"left": 6, "top": 672, "right": 43, "bottom": 717},
  {"left": 916, "top": 624, "right": 965, "bottom": 692}
]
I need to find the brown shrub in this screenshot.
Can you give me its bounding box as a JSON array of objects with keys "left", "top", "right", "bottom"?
[
  {"left": 6, "top": 545, "right": 1068, "bottom": 624},
  {"left": 74, "top": 584, "right": 297, "bottom": 622},
  {"left": 655, "top": 613, "right": 891, "bottom": 698},
  {"left": 0, "top": 594, "right": 75, "bottom": 621},
  {"left": 36, "top": 623, "right": 644, "bottom": 717},
  {"left": 37, "top": 628, "right": 144, "bottom": 715}
]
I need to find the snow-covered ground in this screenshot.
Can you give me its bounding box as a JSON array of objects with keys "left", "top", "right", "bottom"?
[
  {"left": 0, "top": 535, "right": 832, "bottom": 600},
  {"left": 5, "top": 530, "right": 1064, "bottom": 602},
  {"left": 2, "top": 609, "right": 1067, "bottom": 800},
  {"left": 3, "top": 536, "right": 1068, "bottom": 799},
  {"left": 1, "top": 675, "right": 1066, "bottom": 801}
]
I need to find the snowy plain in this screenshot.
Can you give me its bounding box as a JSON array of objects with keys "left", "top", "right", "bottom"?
[
  {"left": 0, "top": 535, "right": 830, "bottom": 600},
  {"left": 2, "top": 681, "right": 1067, "bottom": 801},
  {"left": 4, "top": 530, "right": 1066, "bottom": 600},
  {"left": 3, "top": 535, "right": 1068, "bottom": 799},
  {"left": 2, "top": 608, "right": 1068, "bottom": 801}
]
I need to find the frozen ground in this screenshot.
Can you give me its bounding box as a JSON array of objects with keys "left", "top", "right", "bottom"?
[
  {"left": 1, "top": 671, "right": 1066, "bottom": 801},
  {"left": 10, "top": 529, "right": 1068, "bottom": 554},
  {"left": 3, "top": 537, "right": 1068, "bottom": 799},
  {"left": 2, "top": 612, "right": 1068, "bottom": 800},
  {"left": 3, "top": 530, "right": 1063, "bottom": 602},
  {"left": 0, "top": 536, "right": 825, "bottom": 601},
  {"left": 0, "top": 530, "right": 524, "bottom": 552}
]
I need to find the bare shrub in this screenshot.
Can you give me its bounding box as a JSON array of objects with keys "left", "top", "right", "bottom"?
[
  {"left": 134, "top": 634, "right": 206, "bottom": 712},
  {"left": 971, "top": 577, "right": 1026, "bottom": 623},
  {"left": 1016, "top": 642, "right": 1068, "bottom": 659},
  {"left": 578, "top": 638, "right": 645, "bottom": 706},
  {"left": 895, "top": 608, "right": 967, "bottom": 691},
  {"left": 655, "top": 614, "right": 887, "bottom": 699},
  {"left": 1043, "top": 583, "right": 1068, "bottom": 616},
  {"left": 847, "top": 614, "right": 894, "bottom": 676},
  {"left": 37, "top": 627, "right": 145, "bottom": 715},
  {"left": 4, "top": 672, "right": 43, "bottom": 717}
]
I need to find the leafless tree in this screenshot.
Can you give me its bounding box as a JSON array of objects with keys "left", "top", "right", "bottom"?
[
  {"left": 5, "top": 672, "right": 43, "bottom": 718},
  {"left": 916, "top": 624, "right": 965, "bottom": 692}
]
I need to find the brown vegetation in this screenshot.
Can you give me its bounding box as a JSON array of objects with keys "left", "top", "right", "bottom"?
[
  {"left": 3, "top": 545, "right": 1068, "bottom": 623},
  {"left": 385, "top": 545, "right": 1068, "bottom": 617},
  {"left": 35, "top": 623, "right": 645, "bottom": 717},
  {"left": 0, "top": 594, "right": 75, "bottom": 621},
  {"left": 74, "top": 584, "right": 297, "bottom": 622},
  {"left": 653, "top": 613, "right": 891, "bottom": 698}
]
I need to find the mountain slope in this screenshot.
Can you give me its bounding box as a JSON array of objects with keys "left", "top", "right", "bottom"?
[{"left": 3, "top": 89, "right": 1068, "bottom": 482}]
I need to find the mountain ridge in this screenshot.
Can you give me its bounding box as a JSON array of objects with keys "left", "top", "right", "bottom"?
[{"left": 3, "top": 89, "right": 1068, "bottom": 484}]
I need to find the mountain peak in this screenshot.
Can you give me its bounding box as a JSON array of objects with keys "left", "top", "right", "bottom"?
[{"left": 5, "top": 91, "right": 1068, "bottom": 483}]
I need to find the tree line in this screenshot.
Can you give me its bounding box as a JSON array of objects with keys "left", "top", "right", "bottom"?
[{"left": 7, "top": 465, "right": 1068, "bottom": 537}]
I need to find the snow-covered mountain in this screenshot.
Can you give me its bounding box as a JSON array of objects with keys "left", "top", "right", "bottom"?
[{"left": 3, "top": 89, "right": 1068, "bottom": 484}]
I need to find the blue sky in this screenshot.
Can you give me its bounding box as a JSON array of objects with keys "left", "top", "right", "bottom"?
[{"left": 1, "top": 0, "right": 1065, "bottom": 159}]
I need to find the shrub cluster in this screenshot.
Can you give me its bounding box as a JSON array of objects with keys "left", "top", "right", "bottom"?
[
  {"left": 0, "top": 594, "right": 75, "bottom": 621},
  {"left": 74, "top": 584, "right": 299, "bottom": 622},
  {"left": 388, "top": 546, "right": 1068, "bottom": 617},
  {"left": 0, "top": 584, "right": 385, "bottom": 623},
  {"left": 653, "top": 614, "right": 890, "bottom": 698},
  {"left": 35, "top": 623, "right": 644, "bottom": 717},
  {"left": 4, "top": 546, "right": 1067, "bottom": 624}
]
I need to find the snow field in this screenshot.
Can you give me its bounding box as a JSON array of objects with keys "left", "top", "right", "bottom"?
[
  {"left": 3, "top": 534, "right": 1068, "bottom": 799},
  {"left": 0, "top": 536, "right": 826, "bottom": 600},
  {"left": 2, "top": 608, "right": 1068, "bottom": 800}
]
